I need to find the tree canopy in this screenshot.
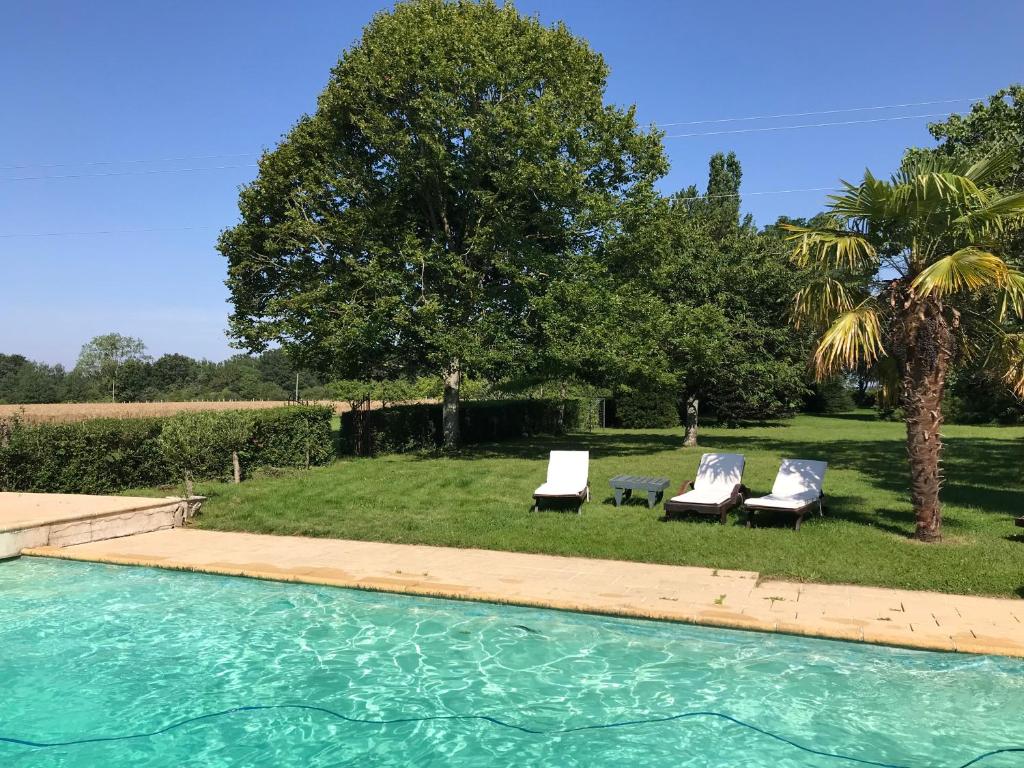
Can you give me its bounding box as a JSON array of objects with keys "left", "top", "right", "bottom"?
[{"left": 220, "top": 0, "right": 666, "bottom": 446}]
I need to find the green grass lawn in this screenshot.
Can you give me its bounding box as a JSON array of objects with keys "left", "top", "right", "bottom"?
[{"left": 141, "top": 413, "right": 1024, "bottom": 597}]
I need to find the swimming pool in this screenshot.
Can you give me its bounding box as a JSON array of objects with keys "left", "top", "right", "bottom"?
[{"left": 1, "top": 558, "right": 1021, "bottom": 767}]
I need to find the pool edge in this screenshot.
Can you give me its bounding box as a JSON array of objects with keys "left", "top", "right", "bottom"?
[{"left": 21, "top": 546, "right": 1023, "bottom": 660}]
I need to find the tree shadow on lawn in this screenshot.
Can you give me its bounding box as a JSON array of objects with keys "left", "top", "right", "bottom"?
[
  {"left": 416, "top": 430, "right": 686, "bottom": 462},
  {"left": 405, "top": 426, "right": 1020, "bottom": 527},
  {"left": 697, "top": 433, "right": 1022, "bottom": 516}
]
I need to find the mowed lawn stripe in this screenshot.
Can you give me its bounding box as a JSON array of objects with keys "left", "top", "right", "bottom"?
[{"left": 129, "top": 414, "right": 1024, "bottom": 597}]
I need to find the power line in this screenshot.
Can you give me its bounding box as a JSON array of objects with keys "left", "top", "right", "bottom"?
[
  {"left": 0, "top": 225, "right": 220, "bottom": 238},
  {"left": 0, "top": 153, "right": 259, "bottom": 171},
  {"left": 665, "top": 112, "right": 952, "bottom": 138},
  {"left": 0, "top": 164, "right": 256, "bottom": 182},
  {"left": 676, "top": 185, "right": 835, "bottom": 202},
  {"left": 0, "top": 96, "right": 980, "bottom": 170},
  {"left": 0, "top": 185, "right": 842, "bottom": 237},
  {"left": 655, "top": 96, "right": 979, "bottom": 127},
  {"left": 2, "top": 165, "right": 254, "bottom": 182}
]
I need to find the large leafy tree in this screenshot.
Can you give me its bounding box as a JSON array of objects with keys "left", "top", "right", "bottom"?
[
  {"left": 219, "top": 0, "right": 665, "bottom": 448},
  {"left": 74, "top": 333, "right": 149, "bottom": 403},
  {"left": 784, "top": 147, "right": 1024, "bottom": 541},
  {"left": 542, "top": 153, "right": 806, "bottom": 445}
]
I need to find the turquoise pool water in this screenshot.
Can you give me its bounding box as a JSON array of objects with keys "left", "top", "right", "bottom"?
[{"left": 1, "top": 558, "right": 1022, "bottom": 767}]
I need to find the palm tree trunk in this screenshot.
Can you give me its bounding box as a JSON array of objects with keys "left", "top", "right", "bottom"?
[
  {"left": 901, "top": 298, "right": 952, "bottom": 542},
  {"left": 442, "top": 358, "right": 461, "bottom": 450}
]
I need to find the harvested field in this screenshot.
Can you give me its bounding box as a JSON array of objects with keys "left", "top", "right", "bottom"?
[{"left": 0, "top": 400, "right": 398, "bottom": 424}]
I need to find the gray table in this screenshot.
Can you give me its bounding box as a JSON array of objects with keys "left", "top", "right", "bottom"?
[{"left": 609, "top": 475, "right": 671, "bottom": 508}]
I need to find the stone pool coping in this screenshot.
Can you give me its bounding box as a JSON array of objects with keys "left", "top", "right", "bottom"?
[{"left": 23, "top": 528, "right": 1024, "bottom": 659}]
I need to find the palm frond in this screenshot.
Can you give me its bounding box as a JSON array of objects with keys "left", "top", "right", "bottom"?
[
  {"left": 911, "top": 248, "right": 1010, "bottom": 298},
  {"left": 997, "top": 269, "right": 1024, "bottom": 321},
  {"left": 781, "top": 222, "right": 877, "bottom": 270},
  {"left": 873, "top": 355, "right": 901, "bottom": 409},
  {"left": 792, "top": 275, "right": 854, "bottom": 328},
  {"left": 828, "top": 172, "right": 891, "bottom": 221},
  {"left": 953, "top": 190, "right": 1024, "bottom": 238},
  {"left": 813, "top": 301, "right": 884, "bottom": 378},
  {"left": 962, "top": 143, "right": 1019, "bottom": 185},
  {"left": 993, "top": 332, "right": 1024, "bottom": 399}
]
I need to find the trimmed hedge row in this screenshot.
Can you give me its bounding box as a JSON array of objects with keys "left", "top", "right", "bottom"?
[
  {"left": 608, "top": 387, "right": 680, "bottom": 429},
  {"left": 0, "top": 405, "right": 333, "bottom": 494},
  {"left": 341, "top": 398, "right": 598, "bottom": 456}
]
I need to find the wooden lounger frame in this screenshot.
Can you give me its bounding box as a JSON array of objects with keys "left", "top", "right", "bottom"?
[
  {"left": 532, "top": 486, "right": 590, "bottom": 514},
  {"left": 744, "top": 493, "right": 826, "bottom": 531},
  {"left": 663, "top": 480, "right": 746, "bottom": 524}
]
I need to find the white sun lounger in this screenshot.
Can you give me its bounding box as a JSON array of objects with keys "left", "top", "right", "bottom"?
[
  {"left": 532, "top": 450, "right": 589, "bottom": 513},
  {"left": 743, "top": 459, "right": 827, "bottom": 530},
  {"left": 663, "top": 453, "right": 746, "bottom": 524}
]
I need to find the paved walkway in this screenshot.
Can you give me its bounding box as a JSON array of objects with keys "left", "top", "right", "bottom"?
[
  {"left": 0, "top": 492, "right": 181, "bottom": 532},
  {"left": 24, "top": 528, "right": 1024, "bottom": 658}
]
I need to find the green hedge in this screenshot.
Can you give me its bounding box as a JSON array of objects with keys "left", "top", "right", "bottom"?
[
  {"left": 341, "top": 398, "right": 597, "bottom": 456},
  {"left": 0, "top": 405, "right": 333, "bottom": 494},
  {"left": 609, "top": 387, "right": 680, "bottom": 429},
  {"left": 0, "top": 417, "right": 168, "bottom": 495}
]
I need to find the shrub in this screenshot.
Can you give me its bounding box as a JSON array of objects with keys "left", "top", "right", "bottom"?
[
  {"left": 0, "top": 405, "right": 333, "bottom": 494},
  {"left": 340, "top": 398, "right": 596, "bottom": 456},
  {"left": 609, "top": 387, "right": 679, "bottom": 429},
  {"left": 244, "top": 405, "right": 334, "bottom": 468},
  {"left": 0, "top": 416, "right": 168, "bottom": 494},
  {"left": 803, "top": 379, "right": 856, "bottom": 414}
]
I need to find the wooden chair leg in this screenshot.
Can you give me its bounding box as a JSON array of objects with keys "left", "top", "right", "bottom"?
[{"left": 719, "top": 509, "right": 727, "bottom": 524}]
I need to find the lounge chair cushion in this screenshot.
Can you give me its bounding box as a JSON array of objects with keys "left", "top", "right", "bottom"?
[
  {"left": 534, "top": 450, "right": 589, "bottom": 497},
  {"left": 744, "top": 490, "right": 820, "bottom": 510},
  {"left": 746, "top": 459, "right": 828, "bottom": 511},
  {"left": 771, "top": 459, "right": 827, "bottom": 498},
  {"left": 668, "top": 488, "right": 735, "bottom": 506},
  {"left": 694, "top": 452, "right": 745, "bottom": 493},
  {"left": 534, "top": 482, "right": 586, "bottom": 498}
]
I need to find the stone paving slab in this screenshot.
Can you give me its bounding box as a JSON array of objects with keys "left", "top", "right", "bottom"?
[
  {"left": 23, "top": 528, "right": 1024, "bottom": 658},
  {"left": 0, "top": 492, "right": 182, "bottom": 532}
]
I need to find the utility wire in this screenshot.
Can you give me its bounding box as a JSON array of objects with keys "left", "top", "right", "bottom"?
[
  {"left": 665, "top": 112, "right": 951, "bottom": 138},
  {"left": 655, "top": 96, "right": 979, "bottom": 127},
  {"left": 0, "top": 225, "right": 220, "bottom": 238},
  {"left": 0, "top": 153, "right": 259, "bottom": 171},
  {"left": 0, "top": 164, "right": 256, "bottom": 182},
  {"left": 0, "top": 186, "right": 842, "bottom": 237},
  {"left": 675, "top": 185, "right": 836, "bottom": 202},
  {"left": 0, "top": 96, "right": 979, "bottom": 170}
]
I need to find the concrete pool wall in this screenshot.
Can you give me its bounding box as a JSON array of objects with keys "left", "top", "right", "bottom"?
[{"left": 0, "top": 493, "right": 201, "bottom": 559}]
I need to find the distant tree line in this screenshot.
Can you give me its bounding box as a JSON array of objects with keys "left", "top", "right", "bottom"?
[{"left": 0, "top": 342, "right": 330, "bottom": 404}]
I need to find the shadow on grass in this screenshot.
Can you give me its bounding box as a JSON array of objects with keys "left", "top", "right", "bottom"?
[
  {"left": 386, "top": 423, "right": 1021, "bottom": 526},
  {"left": 413, "top": 430, "right": 686, "bottom": 462},
  {"left": 698, "top": 433, "right": 1023, "bottom": 519},
  {"left": 816, "top": 412, "right": 886, "bottom": 423}
]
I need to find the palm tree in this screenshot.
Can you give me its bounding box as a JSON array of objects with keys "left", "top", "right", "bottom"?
[{"left": 783, "top": 147, "right": 1024, "bottom": 541}]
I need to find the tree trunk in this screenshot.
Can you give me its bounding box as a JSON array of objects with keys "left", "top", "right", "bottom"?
[
  {"left": 184, "top": 474, "right": 195, "bottom": 500},
  {"left": 900, "top": 297, "right": 953, "bottom": 542},
  {"left": 683, "top": 396, "right": 699, "bottom": 447},
  {"left": 442, "top": 359, "right": 461, "bottom": 450},
  {"left": 232, "top": 451, "right": 241, "bottom": 484}
]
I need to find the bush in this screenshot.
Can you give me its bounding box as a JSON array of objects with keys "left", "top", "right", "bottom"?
[
  {"left": 340, "top": 398, "right": 596, "bottom": 456},
  {"left": 0, "top": 405, "right": 333, "bottom": 494},
  {"left": 803, "top": 379, "right": 856, "bottom": 414},
  {"left": 244, "top": 405, "right": 334, "bottom": 467},
  {"left": 0, "top": 416, "right": 168, "bottom": 494},
  {"left": 609, "top": 387, "right": 679, "bottom": 429}
]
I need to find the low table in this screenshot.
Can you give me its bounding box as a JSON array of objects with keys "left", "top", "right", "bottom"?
[{"left": 609, "top": 475, "right": 671, "bottom": 508}]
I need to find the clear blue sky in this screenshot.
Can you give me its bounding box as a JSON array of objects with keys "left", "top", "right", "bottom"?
[{"left": 3, "top": 0, "right": 1021, "bottom": 366}]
